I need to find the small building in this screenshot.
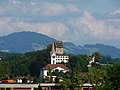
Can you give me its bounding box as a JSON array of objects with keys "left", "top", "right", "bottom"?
[
  {"left": 41, "top": 64, "right": 70, "bottom": 77},
  {"left": 87, "top": 56, "right": 96, "bottom": 67},
  {"left": 16, "top": 76, "right": 30, "bottom": 83}
]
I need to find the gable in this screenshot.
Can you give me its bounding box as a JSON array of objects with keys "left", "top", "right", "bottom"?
[{"left": 53, "top": 67, "right": 65, "bottom": 71}]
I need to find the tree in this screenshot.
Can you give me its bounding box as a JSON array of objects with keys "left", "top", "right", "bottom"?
[
  {"left": 88, "top": 66, "right": 109, "bottom": 90},
  {"left": 92, "top": 52, "right": 102, "bottom": 62},
  {"left": 107, "top": 63, "right": 120, "bottom": 90},
  {"left": 68, "top": 54, "right": 88, "bottom": 72},
  {"left": 61, "top": 71, "right": 83, "bottom": 90},
  {"left": 0, "top": 61, "right": 11, "bottom": 79}
]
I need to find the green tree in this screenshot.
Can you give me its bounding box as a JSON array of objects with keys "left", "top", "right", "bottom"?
[
  {"left": 89, "top": 67, "right": 106, "bottom": 90},
  {"left": 107, "top": 63, "right": 120, "bottom": 90},
  {"left": 62, "top": 71, "right": 83, "bottom": 90},
  {"left": 88, "top": 66, "right": 109, "bottom": 90},
  {"left": 92, "top": 52, "right": 102, "bottom": 62},
  {"left": 68, "top": 54, "right": 88, "bottom": 72},
  {"left": 0, "top": 61, "right": 11, "bottom": 79}
]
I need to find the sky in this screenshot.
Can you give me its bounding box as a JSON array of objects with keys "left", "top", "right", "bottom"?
[{"left": 0, "top": 0, "right": 120, "bottom": 48}]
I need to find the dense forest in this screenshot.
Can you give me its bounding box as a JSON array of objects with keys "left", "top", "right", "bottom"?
[
  {"left": 0, "top": 45, "right": 88, "bottom": 78},
  {"left": 0, "top": 45, "right": 120, "bottom": 88}
]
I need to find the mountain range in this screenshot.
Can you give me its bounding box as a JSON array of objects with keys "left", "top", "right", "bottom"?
[{"left": 0, "top": 31, "right": 119, "bottom": 58}]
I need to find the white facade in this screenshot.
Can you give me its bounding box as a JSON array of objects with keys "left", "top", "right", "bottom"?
[
  {"left": 51, "top": 53, "right": 56, "bottom": 64},
  {"left": 52, "top": 67, "right": 68, "bottom": 73},
  {"left": 17, "top": 79, "right": 22, "bottom": 83},
  {"left": 55, "top": 55, "right": 69, "bottom": 63},
  {"left": 41, "top": 66, "right": 69, "bottom": 77},
  {"left": 51, "top": 54, "right": 69, "bottom": 64},
  {"left": 41, "top": 70, "right": 48, "bottom": 77},
  {"left": 88, "top": 56, "right": 95, "bottom": 67},
  {"left": 41, "top": 41, "right": 70, "bottom": 77},
  {"left": 51, "top": 41, "right": 69, "bottom": 64}
]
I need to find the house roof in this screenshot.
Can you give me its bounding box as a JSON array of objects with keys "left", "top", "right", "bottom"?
[
  {"left": 55, "top": 41, "right": 63, "bottom": 48},
  {"left": 41, "top": 64, "right": 70, "bottom": 70}
]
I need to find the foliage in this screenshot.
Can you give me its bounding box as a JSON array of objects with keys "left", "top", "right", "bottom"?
[
  {"left": 92, "top": 51, "right": 102, "bottom": 62},
  {"left": 88, "top": 66, "right": 109, "bottom": 90},
  {"left": 1, "top": 47, "right": 51, "bottom": 78},
  {"left": 107, "top": 63, "right": 120, "bottom": 90},
  {"left": 0, "top": 61, "right": 11, "bottom": 79},
  {"left": 61, "top": 71, "right": 83, "bottom": 90},
  {"left": 0, "top": 46, "right": 120, "bottom": 90},
  {"left": 68, "top": 54, "right": 89, "bottom": 72},
  {"left": 89, "top": 61, "right": 120, "bottom": 90}
]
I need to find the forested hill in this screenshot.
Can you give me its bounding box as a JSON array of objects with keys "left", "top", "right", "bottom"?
[
  {"left": 0, "top": 46, "right": 89, "bottom": 77},
  {"left": 1, "top": 47, "right": 51, "bottom": 77},
  {"left": 0, "top": 31, "right": 55, "bottom": 53},
  {"left": 0, "top": 31, "right": 119, "bottom": 58}
]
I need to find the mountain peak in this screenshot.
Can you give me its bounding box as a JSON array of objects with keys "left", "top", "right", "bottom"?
[{"left": 0, "top": 31, "right": 55, "bottom": 53}]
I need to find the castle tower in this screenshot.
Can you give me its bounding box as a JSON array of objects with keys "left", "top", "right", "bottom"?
[
  {"left": 50, "top": 42, "right": 56, "bottom": 64},
  {"left": 50, "top": 41, "right": 69, "bottom": 64}
]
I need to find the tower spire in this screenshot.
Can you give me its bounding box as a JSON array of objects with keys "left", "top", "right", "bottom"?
[{"left": 52, "top": 42, "right": 55, "bottom": 53}]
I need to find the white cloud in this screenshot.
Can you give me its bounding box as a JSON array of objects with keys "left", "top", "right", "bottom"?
[
  {"left": 40, "top": 2, "right": 67, "bottom": 16},
  {"left": 68, "top": 11, "right": 120, "bottom": 43},
  {"left": 67, "top": 4, "right": 79, "bottom": 12},
  {"left": 15, "top": 21, "right": 69, "bottom": 39},
  {"left": 0, "top": 11, "right": 120, "bottom": 46},
  {"left": 0, "top": 1, "right": 79, "bottom": 17},
  {"left": 30, "top": 2, "right": 36, "bottom": 6},
  {"left": 0, "top": 17, "right": 16, "bottom": 35},
  {"left": 9, "top": 0, "right": 20, "bottom": 4},
  {"left": 0, "top": 1, "right": 120, "bottom": 48},
  {"left": 0, "top": 17, "right": 69, "bottom": 39},
  {"left": 107, "top": 19, "right": 120, "bottom": 22},
  {"left": 112, "top": 9, "right": 120, "bottom": 14}
]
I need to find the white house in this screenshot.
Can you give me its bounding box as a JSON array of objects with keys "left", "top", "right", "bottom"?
[
  {"left": 16, "top": 77, "right": 27, "bottom": 83},
  {"left": 87, "top": 56, "right": 99, "bottom": 67},
  {"left": 41, "top": 64, "right": 70, "bottom": 77}
]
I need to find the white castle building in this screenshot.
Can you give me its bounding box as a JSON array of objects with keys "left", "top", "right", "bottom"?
[
  {"left": 50, "top": 41, "right": 69, "bottom": 64},
  {"left": 41, "top": 41, "right": 70, "bottom": 77}
]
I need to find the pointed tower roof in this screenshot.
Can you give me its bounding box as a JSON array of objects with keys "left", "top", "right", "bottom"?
[
  {"left": 50, "top": 41, "right": 56, "bottom": 56},
  {"left": 52, "top": 41, "right": 55, "bottom": 53}
]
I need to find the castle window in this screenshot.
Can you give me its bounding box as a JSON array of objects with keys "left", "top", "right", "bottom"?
[{"left": 52, "top": 56, "right": 55, "bottom": 58}]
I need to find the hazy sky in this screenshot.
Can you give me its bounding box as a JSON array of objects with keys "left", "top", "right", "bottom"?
[{"left": 0, "top": 0, "right": 120, "bottom": 48}]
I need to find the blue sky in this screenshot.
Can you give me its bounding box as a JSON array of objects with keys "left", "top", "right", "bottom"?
[{"left": 0, "top": 0, "right": 120, "bottom": 48}]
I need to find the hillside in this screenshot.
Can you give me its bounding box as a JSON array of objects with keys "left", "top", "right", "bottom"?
[
  {"left": 0, "top": 31, "right": 119, "bottom": 58},
  {"left": 0, "top": 31, "right": 55, "bottom": 53},
  {"left": 64, "top": 42, "right": 120, "bottom": 58}
]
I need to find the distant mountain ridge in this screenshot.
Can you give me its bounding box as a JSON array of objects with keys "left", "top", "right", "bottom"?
[
  {"left": 0, "top": 31, "right": 55, "bottom": 53},
  {"left": 0, "top": 31, "right": 119, "bottom": 58},
  {"left": 64, "top": 42, "right": 120, "bottom": 58}
]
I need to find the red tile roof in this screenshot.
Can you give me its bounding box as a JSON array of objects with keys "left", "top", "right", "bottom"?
[{"left": 42, "top": 64, "right": 70, "bottom": 70}]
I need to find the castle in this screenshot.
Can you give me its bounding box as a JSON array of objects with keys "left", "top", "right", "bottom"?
[
  {"left": 41, "top": 41, "right": 70, "bottom": 77},
  {"left": 50, "top": 41, "right": 69, "bottom": 64}
]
